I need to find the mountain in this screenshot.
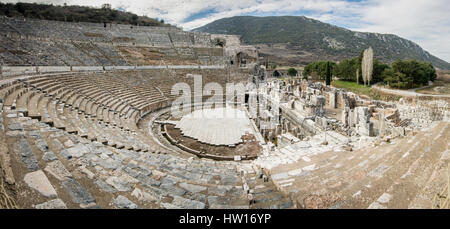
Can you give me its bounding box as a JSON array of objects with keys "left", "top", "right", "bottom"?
[{"left": 193, "top": 16, "right": 450, "bottom": 69}]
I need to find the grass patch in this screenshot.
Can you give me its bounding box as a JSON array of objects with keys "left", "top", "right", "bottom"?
[
  {"left": 331, "top": 80, "right": 371, "bottom": 96},
  {"left": 331, "top": 80, "right": 401, "bottom": 101},
  {"left": 0, "top": 169, "right": 17, "bottom": 209}
]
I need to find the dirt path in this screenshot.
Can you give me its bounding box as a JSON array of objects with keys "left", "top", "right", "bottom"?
[{"left": 372, "top": 83, "right": 450, "bottom": 98}]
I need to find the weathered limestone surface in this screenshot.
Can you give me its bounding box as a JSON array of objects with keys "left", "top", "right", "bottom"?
[
  {"left": 44, "top": 160, "right": 72, "bottom": 181},
  {"left": 62, "top": 179, "right": 95, "bottom": 204},
  {"left": 24, "top": 170, "right": 57, "bottom": 198},
  {"left": 35, "top": 199, "right": 67, "bottom": 209},
  {"left": 19, "top": 137, "right": 39, "bottom": 171},
  {"left": 113, "top": 195, "right": 139, "bottom": 209}
]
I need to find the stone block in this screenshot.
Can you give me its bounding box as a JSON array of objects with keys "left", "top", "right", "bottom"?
[
  {"left": 62, "top": 179, "right": 95, "bottom": 204},
  {"left": 113, "top": 195, "right": 139, "bottom": 209},
  {"left": 24, "top": 170, "right": 57, "bottom": 198},
  {"left": 35, "top": 199, "right": 67, "bottom": 209}
]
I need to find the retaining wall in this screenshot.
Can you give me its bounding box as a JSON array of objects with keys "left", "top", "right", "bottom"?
[{"left": 0, "top": 65, "right": 226, "bottom": 78}]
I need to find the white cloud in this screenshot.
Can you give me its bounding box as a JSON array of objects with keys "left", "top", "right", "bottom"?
[{"left": 2, "top": 0, "right": 449, "bottom": 62}]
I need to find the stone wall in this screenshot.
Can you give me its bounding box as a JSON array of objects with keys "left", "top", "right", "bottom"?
[
  {"left": 398, "top": 100, "right": 450, "bottom": 126},
  {"left": 210, "top": 34, "right": 259, "bottom": 67},
  {"left": 0, "top": 65, "right": 228, "bottom": 79}
]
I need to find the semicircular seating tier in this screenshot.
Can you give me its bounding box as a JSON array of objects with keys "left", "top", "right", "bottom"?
[{"left": 0, "top": 69, "right": 293, "bottom": 209}]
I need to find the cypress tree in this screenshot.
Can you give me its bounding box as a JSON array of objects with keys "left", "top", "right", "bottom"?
[{"left": 325, "top": 61, "right": 331, "bottom": 85}]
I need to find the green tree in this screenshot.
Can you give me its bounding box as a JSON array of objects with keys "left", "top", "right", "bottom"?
[
  {"left": 335, "top": 57, "right": 358, "bottom": 81},
  {"left": 270, "top": 64, "right": 277, "bottom": 70},
  {"left": 131, "top": 14, "right": 138, "bottom": 24},
  {"left": 325, "top": 61, "right": 331, "bottom": 85},
  {"left": 383, "top": 68, "right": 412, "bottom": 89},
  {"left": 272, "top": 70, "right": 281, "bottom": 77},
  {"left": 0, "top": 2, "right": 168, "bottom": 27},
  {"left": 287, "top": 68, "right": 298, "bottom": 76},
  {"left": 391, "top": 60, "right": 435, "bottom": 88},
  {"left": 372, "top": 59, "right": 389, "bottom": 83},
  {"left": 303, "top": 61, "right": 336, "bottom": 80},
  {"left": 420, "top": 62, "right": 437, "bottom": 82},
  {"left": 303, "top": 64, "right": 312, "bottom": 77}
]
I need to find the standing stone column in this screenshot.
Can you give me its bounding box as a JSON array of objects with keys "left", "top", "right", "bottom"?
[
  {"left": 314, "top": 95, "right": 325, "bottom": 117},
  {"left": 329, "top": 91, "right": 337, "bottom": 108},
  {"left": 348, "top": 109, "right": 355, "bottom": 127},
  {"left": 342, "top": 107, "right": 349, "bottom": 127},
  {"left": 356, "top": 106, "right": 374, "bottom": 136},
  {"left": 379, "top": 110, "right": 386, "bottom": 137}
]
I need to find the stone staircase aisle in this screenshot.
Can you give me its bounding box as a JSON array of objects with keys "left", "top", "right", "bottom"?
[
  {"left": 266, "top": 121, "right": 449, "bottom": 209},
  {"left": 240, "top": 163, "right": 293, "bottom": 209}
]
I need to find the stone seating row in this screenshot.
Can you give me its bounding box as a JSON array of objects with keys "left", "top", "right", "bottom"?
[
  {"left": 261, "top": 121, "right": 449, "bottom": 208},
  {"left": 1, "top": 77, "right": 146, "bottom": 151},
  {"left": 1, "top": 101, "right": 252, "bottom": 209},
  {"left": 0, "top": 16, "right": 220, "bottom": 67}
]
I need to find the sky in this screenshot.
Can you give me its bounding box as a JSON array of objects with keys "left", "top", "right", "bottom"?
[{"left": 3, "top": 0, "right": 450, "bottom": 62}]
